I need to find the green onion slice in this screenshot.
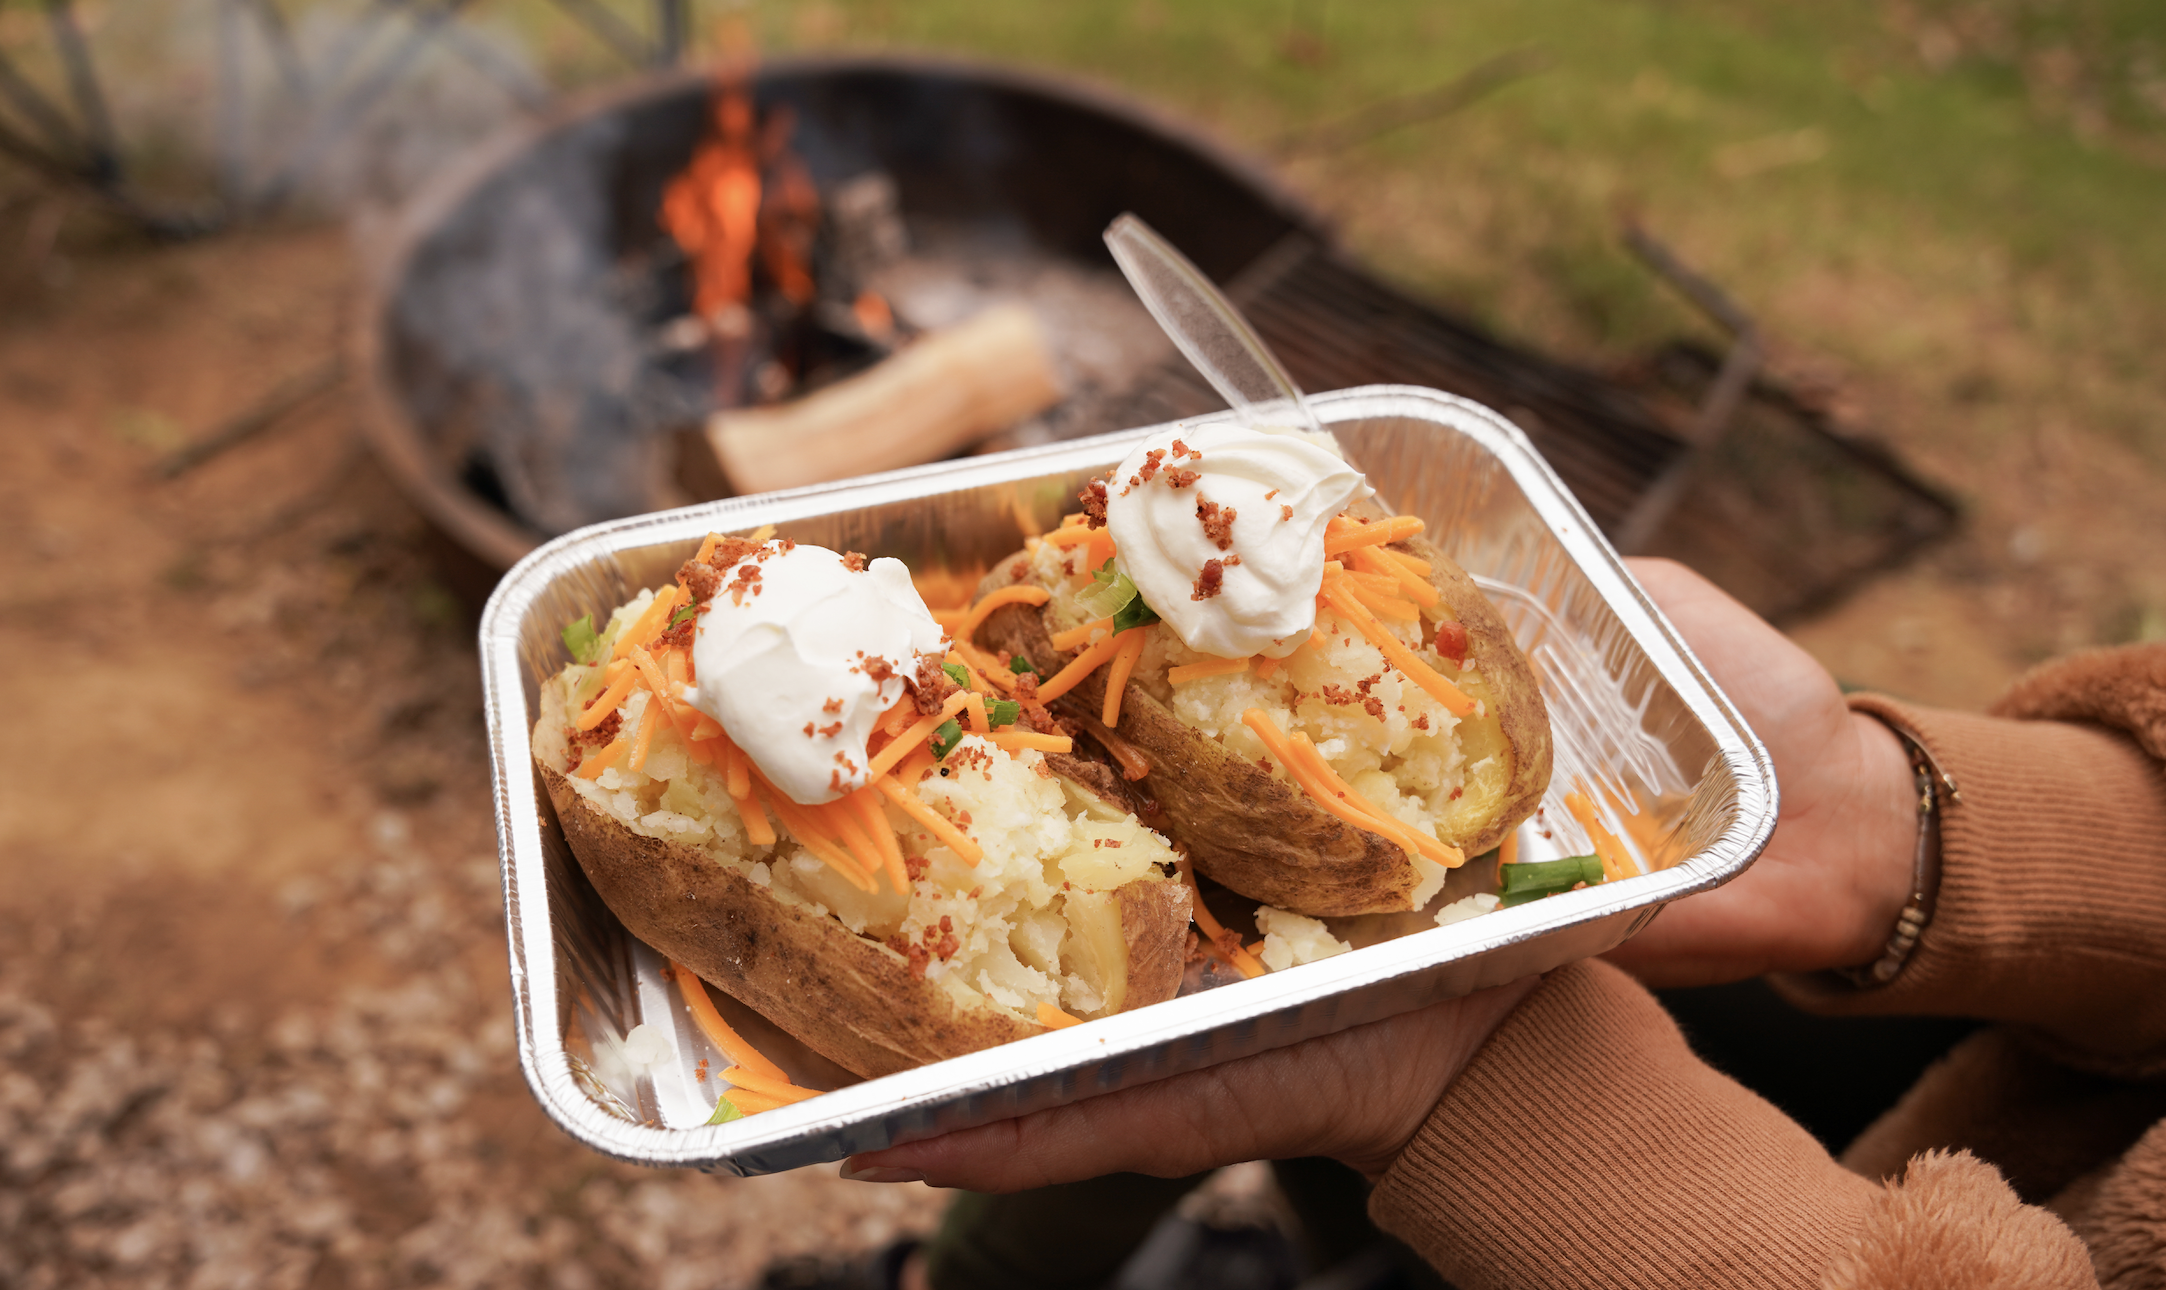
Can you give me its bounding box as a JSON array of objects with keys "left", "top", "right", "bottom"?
[
  {"left": 1008, "top": 655, "right": 1038, "bottom": 675},
  {"left": 562, "top": 613, "right": 604, "bottom": 665},
  {"left": 668, "top": 602, "right": 699, "bottom": 629},
  {"left": 986, "top": 699, "right": 1022, "bottom": 728},
  {"left": 706, "top": 1098, "right": 744, "bottom": 1125},
  {"left": 1497, "top": 855, "right": 1606, "bottom": 897},
  {"left": 942, "top": 661, "right": 972, "bottom": 690},
  {"left": 930, "top": 718, "right": 964, "bottom": 760}
]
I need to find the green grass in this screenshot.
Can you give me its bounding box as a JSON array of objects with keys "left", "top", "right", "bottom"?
[{"left": 744, "top": 0, "right": 2166, "bottom": 458}]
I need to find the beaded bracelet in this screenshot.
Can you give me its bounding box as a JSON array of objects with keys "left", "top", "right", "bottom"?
[{"left": 1838, "top": 719, "right": 1961, "bottom": 988}]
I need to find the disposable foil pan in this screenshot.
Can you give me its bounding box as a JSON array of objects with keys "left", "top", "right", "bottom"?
[{"left": 480, "top": 384, "right": 1777, "bottom": 1174}]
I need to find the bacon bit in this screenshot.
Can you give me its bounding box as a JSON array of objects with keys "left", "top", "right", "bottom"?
[
  {"left": 1319, "top": 682, "right": 1360, "bottom": 707},
  {"left": 904, "top": 853, "right": 929, "bottom": 881},
  {"left": 1449, "top": 787, "right": 1463, "bottom": 801},
  {"left": 802, "top": 722, "right": 816, "bottom": 737},
  {"left": 703, "top": 536, "right": 761, "bottom": 569},
  {"left": 1414, "top": 713, "right": 1431, "bottom": 731},
  {"left": 818, "top": 721, "right": 843, "bottom": 737},
  {"left": 1191, "top": 559, "right": 1226, "bottom": 601},
  {"left": 863, "top": 655, "right": 896, "bottom": 685},
  {"left": 909, "top": 654, "right": 959, "bottom": 714},
  {"left": 1080, "top": 477, "right": 1112, "bottom": 529},
  {"left": 1265, "top": 488, "right": 1279, "bottom": 500},
  {"left": 1195, "top": 495, "right": 1237, "bottom": 550},
  {"left": 827, "top": 769, "right": 847, "bottom": 794},
  {"left": 1131, "top": 449, "right": 1167, "bottom": 488},
  {"left": 1432, "top": 620, "right": 1470, "bottom": 666},
  {"left": 886, "top": 936, "right": 932, "bottom": 978},
  {"left": 1170, "top": 438, "right": 1195, "bottom": 458},
  {"left": 726, "top": 563, "right": 763, "bottom": 605},
  {"left": 1163, "top": 467, "right": 1200, "bottom": 489},
  {"left": 823, "top": 696, "right": 843, "bottom": 714},
  {"left": 840, "top": 550, "right": 869, "bottom": 572},
  {"left": 677, "top": 559, "right": 724, "bottom": 604},
  {"left": 569, "top": 709, "right": 623, "bottom": 747}
]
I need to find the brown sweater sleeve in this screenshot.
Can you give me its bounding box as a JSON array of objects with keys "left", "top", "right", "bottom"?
[
  {"left": 1778, "top": 644, "right": 2166, "bottom": 1073},
  {"left": 1371, "top": 959, "right": 1877, "bottom": 1288}
]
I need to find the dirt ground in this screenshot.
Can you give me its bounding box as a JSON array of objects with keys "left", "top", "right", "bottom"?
[
  {"left": 0, "top": 225, "right": 948, "bottom": 1289},
  {"left": 0, "top": 193, "right": 2157, "bottom": 1282}
]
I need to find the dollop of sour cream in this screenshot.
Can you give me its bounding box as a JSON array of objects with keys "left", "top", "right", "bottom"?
[
  {"left": 1103, "top": 424, "right": 1371, "bottom": 659},
  {"left": 683, "top": 541, "right": 945, "bottom": 805}
]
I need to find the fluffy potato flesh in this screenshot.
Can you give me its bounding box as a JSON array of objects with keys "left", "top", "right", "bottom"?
[
  {"left": 533, "top": 590, "right": 1190, "bottom": 1072},
  {"left": 980, "top": 529, "right": 1550, "bottom": 916}
]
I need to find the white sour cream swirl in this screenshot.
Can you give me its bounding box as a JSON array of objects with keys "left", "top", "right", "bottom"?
[
  {"left": 1103, "top": 423, "right": 1372, "bottom": 659},
  {"left": 683, "top": 541, "right": 945, "bottom": 805}
]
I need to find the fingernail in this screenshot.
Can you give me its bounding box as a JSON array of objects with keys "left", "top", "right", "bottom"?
[{"left": 839, "top": 1161, "right": 925, "bottom": 1184}]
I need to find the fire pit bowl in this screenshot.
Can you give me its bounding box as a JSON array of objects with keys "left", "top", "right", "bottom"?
[{"left": 353, "top": 54, "right": 1327, "bottom": 600}]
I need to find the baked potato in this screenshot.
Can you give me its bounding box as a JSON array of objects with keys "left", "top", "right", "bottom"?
[
  {"left": 965, "top": 430, "right": 1551, "bottom": 919},
  {"left": 534, "top": 551, "right": 1193, "bottom": 1082}
]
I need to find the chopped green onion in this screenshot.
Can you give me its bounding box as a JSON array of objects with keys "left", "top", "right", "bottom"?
[
  {"left": 942, "top": 661, "right": 972, "bottom": 690},
  {"left": 1112, "top": 596, "right": 1161, "bottom": 632},
  {"left": 1008, "top": 655, "right": 1038, "bottom": 675},
  {"left": 706, "top": 1097, "right": 744, "bottom": 1125},
  {"left": 986, "top": 699, "right": 1022, "bottom": 728},
  {"left": 930, "top": 718, "right": 964, "bottom": 760},
  {"left": 1498, "top": 855, "right": 1605, "bottom": 898},
  {"left": 668, "top": 602, "right": 699, "bottom": 629},
  {"left": 561, "top": 613, "right": 604, "bottom": 664}
]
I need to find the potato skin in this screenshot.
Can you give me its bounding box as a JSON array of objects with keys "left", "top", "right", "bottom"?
[
  {"left": 976, "top": 537, "right": 1551, "bottom": 917},
  {"left": 541, "top": 765, "right": 1190, "bottom": 1080}
]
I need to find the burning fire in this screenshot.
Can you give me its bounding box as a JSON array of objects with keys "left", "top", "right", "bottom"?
[{"left": 659, "top": 22, "right": 820, "bottom": 334}]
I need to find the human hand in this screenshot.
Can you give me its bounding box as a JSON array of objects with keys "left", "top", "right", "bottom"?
[
  {"left": 841, "top": 975, "right": 1539, "bottom": 1191},
  {"left": 1602, "top": 558, "right": 1916, "bottom": 988}
]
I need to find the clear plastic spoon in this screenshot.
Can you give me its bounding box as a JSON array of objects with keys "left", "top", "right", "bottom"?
[{"left": 1103, "top": 213, "right": 1326, "bottom": 435}]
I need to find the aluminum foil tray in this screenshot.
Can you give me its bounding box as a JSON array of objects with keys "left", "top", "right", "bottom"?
[{"left": 480, "top": 384, "right": 1778, "bottom": 1175}]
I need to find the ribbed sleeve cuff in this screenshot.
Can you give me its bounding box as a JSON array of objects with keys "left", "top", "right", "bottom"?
[
  {"left": 1777, "top": 699, "right": 2166, "bottom": 1072},
  {"left": 1371, "top": 960, "right": 1873, "bottom": 1289}
]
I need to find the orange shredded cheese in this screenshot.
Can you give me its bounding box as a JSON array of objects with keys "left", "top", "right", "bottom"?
[
  {"left": 1240, "top": 709, "right": 1462, "bottom": 868},
  {"left": 1346, "top": 546, "right": 1440, "bottom": 608},
  {"left": 1566, "top": 790, "right": 1638, "bottom": 881},
  {"left": 671, "top": 961, "right": 790, "bottom": 1083},
  {"left": 574, "top": 736, "right": 627, "bottom": 779},
  {"left": 949, "top": 640, "right": 1017, "bottom": 692},
  {"left": 612, "top": 584, "right": 684, "bottom": 661},
  {"left": 985, "top": 730, "right": 1073, "bottom": 755},
  {"left": 1497, "top": 830, "right": 1520, "bottom": 872},
  {"left": 719, "top": 1065, "right": 820, "bottom": 1103},
  {"left": 1320, "top": 577, "right": 1477, "bottom": 717},
  {"left": 953, "top": 584, "right": 1051, "bottom": 647},
  {"left": 576, "top": 661, "right": 637, "bottom": 731},
  {"left": 724, "top": 1088, "right": 793, "bottom": 1115},
  {"left": 1167, "top": 655, "right": 1251, "bottom": 685},
  {"left": 1101, "top": 627, "right": 1149, "bottom": 726},
  {"left": 961, "top": 690, "right": 990, "bottom": 735},
  {"left": 873, "top": 774, "right": 983, "bottom": 864},
  {"left": 1037, "top": 631, "right": 1126, "bottom": 702},
  {"left": 1175, "top": 858, "right": 1267, "bottom": 979},
  {"left": 943, "top": 649, "right": 996, "bottom": 697},
  {"left": 1035, "top": 1002, "right": 1084, "bottom": 1029},
  {"left": 1324, "top": 514, "right": 1424, "bottom": 555},
  {"left": 1049, "top": 617, "right": 1116, "bottom": 651},
  {"left": 692, "top": 531, "right": 725, "bottom": 564},
  {"left": 1040, "top": 525, "right": 1099, "bottom": 549},
  {"left": 627, "top": 691, "right": 665, "bottom": 772},
  {"left": 866, "top": 691, "right": 973, "bottom": 781},
  {"left": 1084, "top": 527, "right": 1116, "bottom": 572},
  {"left": 848, "top": 786, "right": 909, "bottom": 893}
]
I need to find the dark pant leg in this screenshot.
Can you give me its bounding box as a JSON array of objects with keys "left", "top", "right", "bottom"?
[
  {"left": 922, "top": 1172, "right": 1211, "bottom": 1290},
  {"left": 1270, "top": 1157, "right": 1452, "bottom": 1288}
]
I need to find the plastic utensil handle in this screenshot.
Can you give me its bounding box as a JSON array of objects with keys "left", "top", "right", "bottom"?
[{"left": 1103, "top": 213, "right": 1324, "bottom": 434}]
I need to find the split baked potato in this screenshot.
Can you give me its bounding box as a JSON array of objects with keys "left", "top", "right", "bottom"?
[
  {"left": 973, "top": 528, "right": 1551, "bottom": 919},
  {"left": 534, "top": 578, "right": 1193, "bottom": 1081}
]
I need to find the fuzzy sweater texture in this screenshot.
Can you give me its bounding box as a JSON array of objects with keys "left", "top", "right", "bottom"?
[{"left": 1369, "top": 643, "right": 2166, "bottom": 1288}]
